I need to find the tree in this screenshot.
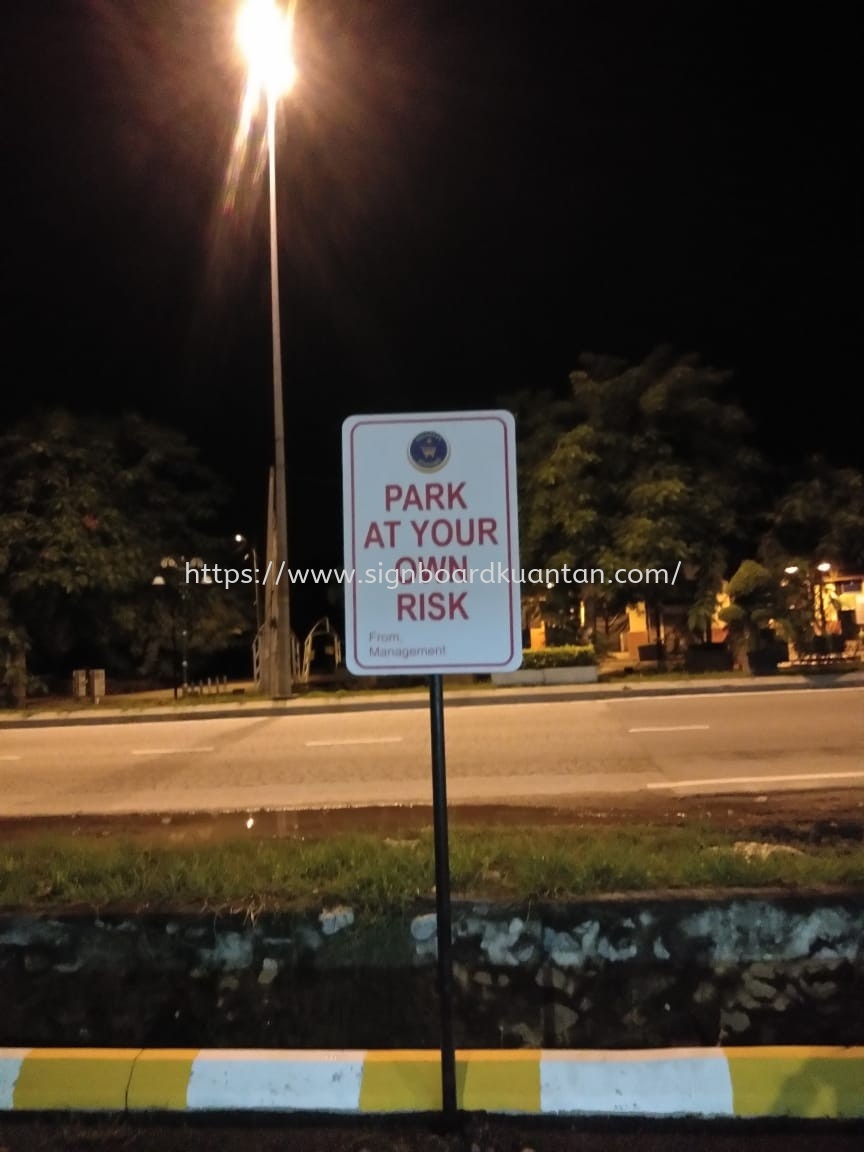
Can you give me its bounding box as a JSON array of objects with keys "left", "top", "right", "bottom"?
[
  {"left": 498, "top": 387, "right": 583, "bottom": 640},
  {"left": 513, "top": 346, "right": 763, "bottom": 645},
  {"left": 718, "top": 559, "right": 793, "bottom": 672},
  {"left": 0, "top": 409, "right": 248, "bottom": 701},
  {"left": 764, "top": 458, "right": 864, "bottom": 573}
]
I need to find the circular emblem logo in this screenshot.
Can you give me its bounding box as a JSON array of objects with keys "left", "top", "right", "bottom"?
[{"left": 408, "top": 430, "right": 450, "bottom": 472}]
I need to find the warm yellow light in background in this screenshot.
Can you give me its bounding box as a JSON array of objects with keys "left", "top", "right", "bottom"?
[{"left": 237, "top": 0, "right": 297, "bottom": 100}]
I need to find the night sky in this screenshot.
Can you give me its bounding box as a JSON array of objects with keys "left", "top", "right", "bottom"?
[{"left": 2, "top": 0, "right": 861, "bottom": 628}]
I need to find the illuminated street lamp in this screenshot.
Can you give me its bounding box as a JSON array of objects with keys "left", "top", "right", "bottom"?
[
  {"left": 816, "top": 561, "right": 832, "bottom": 636},
  {"left": 784, "top": 561, "right": 833, "bottom": 641},
  {"left": 237, "top": 0, "right": 297, "bottom": 697},
  {"left": 235, "top": 533, "right": 264, "bottom": 685},
  {"left": 234, "top": 533, "right": 262, "bottom": 636},
  {"left": 152, "top": 556, "right": 209, "bottom": 696}
]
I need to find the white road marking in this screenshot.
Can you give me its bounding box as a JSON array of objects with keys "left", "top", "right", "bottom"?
[
  {"left": 611, "top": 687, "right": 864, "bottom": 704},
  {"left": 305, "top": 737, "right": 404, "bottom": 747},
  {"left": 131, "top": 747, "right": 215, "bottom": 756},
  {"left": 647, "top": 770, "right": 864, "bottom": 790},
  {"left": 629, "top": 724, "right": 710, "bottom": 733}
]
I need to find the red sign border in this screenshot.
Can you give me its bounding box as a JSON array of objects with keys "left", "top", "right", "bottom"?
[{"left": 345, "top": 413, "right": 519, "bottom": 673}]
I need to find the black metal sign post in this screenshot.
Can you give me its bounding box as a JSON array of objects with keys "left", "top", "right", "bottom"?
[
  {"left": 429, "top": 672, "right": 457, "bottom": 1123},
  {"left": 342, "top": 410, "right": 520, "bottom": 1126}
]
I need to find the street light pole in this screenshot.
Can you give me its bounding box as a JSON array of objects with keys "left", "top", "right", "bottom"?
[
  {"left": 816, "top": 561, "right": 832, "bottom": 638},
  {"left": 154, "top": 555, "right": 206, "bottom": 697},
  {"left": 235, "top": 533, "right": 264, "bottom": 683},
  {"left": 179, "top": 581, "right": 190, "bottom": 695},
  {"left": 267, "top": 86, "right": 293, "bottom": 699},
  {"left": 237, "top": 0, "right": 297, "bottom": 698}
]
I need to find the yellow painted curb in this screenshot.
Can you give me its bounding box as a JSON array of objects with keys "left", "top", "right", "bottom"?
[
  {"left": 13, "top": 1049, "right": 139, "bottom": 1111},
  {"left": 358, "top": 1050, "right": 542, "bottom": 1113},
  {"left": 2, "top": 1047, "right": 863, "bottom": 1117},
  {"left": 727, "top": 1047, "right": 864, "bottom": 1119},
  {"left": 127, "top": 1049, "right": 198, "bottom": 1110},
  {"left": 460, "top": 1050, "right": 541, "bottom": 1113},
  {"left": 360, "top": 1050, "right": 446, "bottom": 1112}
]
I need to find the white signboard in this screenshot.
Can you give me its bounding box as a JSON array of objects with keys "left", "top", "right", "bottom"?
[{"left": 342, "top": 410, "right": 522, "bottom": 675}]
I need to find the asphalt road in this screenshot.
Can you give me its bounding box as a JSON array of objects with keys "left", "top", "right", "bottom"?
[{"left": 1, "top": 688, "right": 863, "bottom": 817}]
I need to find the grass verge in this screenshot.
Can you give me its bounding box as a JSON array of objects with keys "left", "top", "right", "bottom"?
[{"left": 1, "top": 825, "right": 863, "bottom": 913}]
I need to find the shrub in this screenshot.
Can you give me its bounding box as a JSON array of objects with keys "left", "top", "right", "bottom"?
[
  {"left": 521, "top": 645, "right": 597, "bottom": 669},
  {"left": 719, "top": 559, "right": 787, "bottom": 654}
]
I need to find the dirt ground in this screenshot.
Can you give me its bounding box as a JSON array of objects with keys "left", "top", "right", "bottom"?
[
  {"left": 0, "top": 1116, "right": 863, "bottom": 1152},
  {"left": 1, "top": 788, "right": 863, "bottom": 847}
]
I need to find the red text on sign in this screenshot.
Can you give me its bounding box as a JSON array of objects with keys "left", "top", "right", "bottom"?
[
  {"left": 411, "top": 519, "right": 497, "bottom": 546},
  {"left": 396, "top": 592, "right": 469, "bottom": 621},
  {"left": 393, "top": 555, "right": 468, "bottom": 580},
  {"left": 362, "top": 520, "right": 401, "bottom": 548},
  {"left": 384, "top": 482, "right": 467, "bottom": 512}
]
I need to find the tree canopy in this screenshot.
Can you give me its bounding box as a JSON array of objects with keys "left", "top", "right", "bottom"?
[
  {"left": 0, "top": 410, "right": 250, "bottom": 701},
  {"left": 763, "top": 458, "right": 864, "bottom": 573},
  {"left": 510, "top": 346, "right": 764, "bottom": 638}
]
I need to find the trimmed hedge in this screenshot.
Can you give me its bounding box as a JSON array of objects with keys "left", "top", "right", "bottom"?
[{"left": 521, "top": 644, "right": 597, "bottom": 669}]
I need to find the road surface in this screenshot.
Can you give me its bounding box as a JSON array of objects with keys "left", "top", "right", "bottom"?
[{"left": 1, "top": 688, "right": 863, "bottom": 816}]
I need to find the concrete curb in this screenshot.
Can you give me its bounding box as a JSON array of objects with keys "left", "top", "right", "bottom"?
[
  {"left": 1, "top": 1047, "right": 862, "bottom": 1118},
  {"left": 3, "top": 673, "right": 864, "bottom": 730}
]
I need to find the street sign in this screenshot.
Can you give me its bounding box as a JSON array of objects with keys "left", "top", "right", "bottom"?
[
  {"left": 342, "top": 408, "right": 523, "bottom": 1120},
  {"left": 341, "top": 410, "right": 522, "bottom": 676}
]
